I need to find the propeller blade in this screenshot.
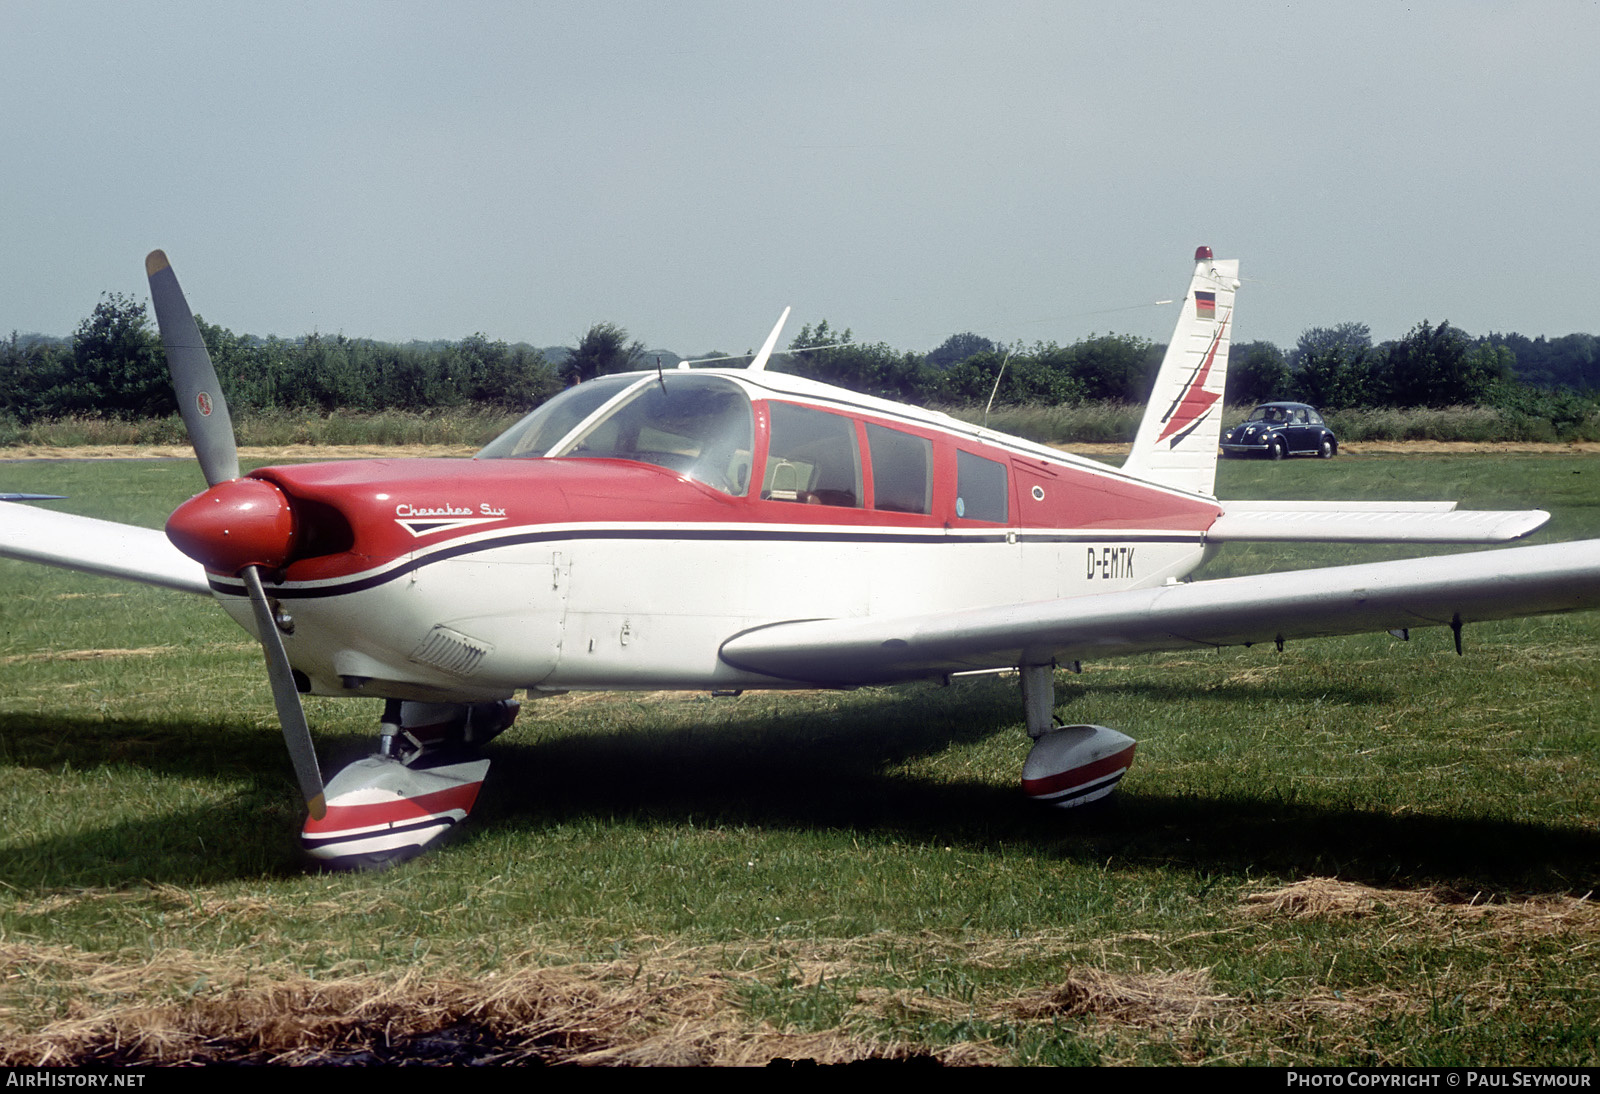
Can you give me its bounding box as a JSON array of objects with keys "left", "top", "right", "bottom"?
[
  {"left": 242, "top": 566, "right": 326, "bottom": 819},
  {"left": 146, "top": 250, "right": 240, "bottom": 486},
  {"left": 746, "top": 306, "right": 791, "bottom": 373},
  {"left": 147, "top": 252, "right": 324, "bottom": 821}
]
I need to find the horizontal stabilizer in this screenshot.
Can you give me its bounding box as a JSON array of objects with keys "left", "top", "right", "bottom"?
[
  {"left": 1208, "top": 506, "right": 1548, "bottom": 544},
  {"left": 720, "top": 538, "right": 1600, "bottom": 686},
  {"left": 0, "top": 502, "right": 210, "bottom": 595}
]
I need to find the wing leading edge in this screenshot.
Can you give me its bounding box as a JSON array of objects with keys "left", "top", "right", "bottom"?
[
  {"left": 0, "top": 502, "right": 210, "bottom": 595},
  {"left": 719, "top": 539, "right": 1600, "bottom": 686}
]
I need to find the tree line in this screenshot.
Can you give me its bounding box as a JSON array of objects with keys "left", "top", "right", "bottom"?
[
  {"left": 0, "top": 294, "right": 565, "bottom": 422},
  {"left": 3, "top": 292, "right": 1598, "bottom": 427}
]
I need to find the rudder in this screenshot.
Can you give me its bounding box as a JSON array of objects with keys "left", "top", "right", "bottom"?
[{"left": 1122, "top": 246, "right": 1240, "bottom": 497}]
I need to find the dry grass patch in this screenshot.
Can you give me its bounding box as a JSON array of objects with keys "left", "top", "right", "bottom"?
[
  {"left": 1006, "top": 967, "right": 1225, "bottom": 1026},
  {"left": 3, "top": 445, "right": 478, "bottom": 460},
  {"left": 853, "top": 966, "right": 1226, "bottom": 1054},
  {"left": 6, "top": 892, "right": 1594, "bottom": 1066},
  {"left": 9, "top": 885, "right": 414, "bottom": 932},
  {"left": 0, "top": 646, "right": 177, "bottom": 665},
  {"left": 0, "top": 941, "right": 952, "bottom": 1067},
  {"left": 1243, "top": 877, "right": 1600, "bottom": 931}
]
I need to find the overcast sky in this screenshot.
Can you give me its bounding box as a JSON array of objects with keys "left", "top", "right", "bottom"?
[{"left": 4, "top": 1, "right": 1596, "bottom": 358}]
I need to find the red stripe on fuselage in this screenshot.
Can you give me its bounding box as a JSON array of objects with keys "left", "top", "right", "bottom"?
[{"left": 249, "top": 411, "right": 1220, "bottom": 585}]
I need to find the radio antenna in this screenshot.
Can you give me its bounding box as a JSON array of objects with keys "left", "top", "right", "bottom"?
[{"left": 983, "top": 349, "right": 1014, "bottom": 429}]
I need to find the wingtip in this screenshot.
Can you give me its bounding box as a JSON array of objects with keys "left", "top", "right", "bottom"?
[{"left": 145, "top": 250, "right": 170, "bottom": 277}]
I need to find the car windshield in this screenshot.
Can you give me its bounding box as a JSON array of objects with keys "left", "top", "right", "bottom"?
[
  {"left": 1248, "top": 406, "right": 1288, "bottom": 422},
  {"left": 479, "top": 373, "right": 755, "bottom": 496}
]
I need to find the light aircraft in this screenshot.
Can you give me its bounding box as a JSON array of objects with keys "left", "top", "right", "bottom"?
[{"left": 4, "top": 246, "right": 1600, "bottom": 868}]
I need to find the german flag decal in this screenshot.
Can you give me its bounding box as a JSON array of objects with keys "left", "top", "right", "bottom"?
[{"left": 1195, "top": 291, "right": 1216, "bottom": 319}]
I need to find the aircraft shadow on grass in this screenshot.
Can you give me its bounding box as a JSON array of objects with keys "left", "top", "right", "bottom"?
[{"left": 3, "top": 683, "right": 1595, "bottom": 894}]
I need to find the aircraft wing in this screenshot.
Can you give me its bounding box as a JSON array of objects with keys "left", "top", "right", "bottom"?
[
  {"left": 1209, "top": 501, "right": 1549, "bottom": 543},
  {"left": 0, "top": 502, "right": 211, "bottom": 595},
  {"left": 719, "top": 539, "right": 1600, "bottom": 686}
]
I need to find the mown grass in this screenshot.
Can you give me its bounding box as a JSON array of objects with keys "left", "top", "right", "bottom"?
[{"left": 1, "top": 452, "right": 1598, "bottom": 1065}]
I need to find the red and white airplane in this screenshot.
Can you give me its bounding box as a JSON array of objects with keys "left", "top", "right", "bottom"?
[{"left": 5, "top": 247, "right": 1600, "bottom": 867}]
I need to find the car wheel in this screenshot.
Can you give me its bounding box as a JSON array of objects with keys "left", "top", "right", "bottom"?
[
  {"left": 1318, "top": 437, "right": 1335, "bottom": 459},
  {"left": 1269, "top": 438, "right": 1286, "bottom": 461}
]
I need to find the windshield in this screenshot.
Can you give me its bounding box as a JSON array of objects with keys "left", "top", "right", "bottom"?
[
  {"left": 1247, "top": 406, "right": 1288, "bottom": 422},
  {"left": 479, "top": 373, "right": 755, "bottom": 496},
  {"left": 476, "top": 375, "right": 643, "bottom": 459},
  {"left": 556, "top": 374, "right": 754, "bottom": 495}
]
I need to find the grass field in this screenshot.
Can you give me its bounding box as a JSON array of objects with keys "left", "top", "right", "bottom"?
[{"left": 1, "top": 451, "right": 1598, "bottom": 1065}]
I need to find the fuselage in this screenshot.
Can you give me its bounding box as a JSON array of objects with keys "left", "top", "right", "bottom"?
[{"left": 199, "top": 369, "right": 1222, "bottom": 701}]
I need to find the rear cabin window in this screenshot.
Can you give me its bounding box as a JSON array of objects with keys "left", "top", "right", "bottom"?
[
  {"left": 762, "top": 403, "right": 861, "bottom": 507},
  {"left": 956, "top": 450, "right": 1009, "bottom": 522},
  {"left": 864, "top": 423, "right": 932, "bottom": 514}
]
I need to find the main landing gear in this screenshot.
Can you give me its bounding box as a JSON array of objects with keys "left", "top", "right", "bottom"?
[
  {"left": 1017, "top": 664, "right": 1136, "bottom": 808},
  {"left": 300, "top": 698, "right": 520, "bottom": 869}
]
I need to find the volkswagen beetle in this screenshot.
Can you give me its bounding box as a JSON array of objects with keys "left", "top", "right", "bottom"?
[{"left": 1221, "top": 402, "right": 1337, "bottom": 459}]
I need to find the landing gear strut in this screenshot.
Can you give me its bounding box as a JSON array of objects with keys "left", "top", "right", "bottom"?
[
  {"left": 301, "top": 698, "right": 520, "bottom": 869},
  {"left": 1018, "top": 664, "right": 1137, "bottom": 808},
  {"left": 377, "top": 698, "right": 519, "bottom": 762}
]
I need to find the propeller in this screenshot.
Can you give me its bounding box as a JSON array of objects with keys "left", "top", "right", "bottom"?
[{"left": 146, "top": 251, "right": 326, "bottom": 819}]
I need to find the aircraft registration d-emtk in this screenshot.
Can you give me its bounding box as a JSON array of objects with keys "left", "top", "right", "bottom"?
[{"left": 5, "top": 246, "right": 1600, "bottom": 867}]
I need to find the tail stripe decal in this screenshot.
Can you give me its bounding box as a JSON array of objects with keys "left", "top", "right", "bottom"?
[{"left": 1155, "top": 310, "right": 1230, "bottom": 445}]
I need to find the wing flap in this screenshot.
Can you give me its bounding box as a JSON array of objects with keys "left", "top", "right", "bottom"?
[
  {"left": 0, "top": 502, "right": 210, "bottom": 595},
  {"left": 719, "top": 539, "right": 1600, "bottom": 685},
  {"left": 1208, "top": 507, "right": 1549, "bottom": 543},
  {"left": 1222, "top": 500, "right": 1458, "bottom": 513}
]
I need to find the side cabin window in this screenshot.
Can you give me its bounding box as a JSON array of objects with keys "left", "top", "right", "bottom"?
[
  {"left": 478, "top": 374, "right": 754, "bottom": 496},
  {"left": 864, "top": 422, "right": 932, "bottom": 515},
  {"left": 763, "top": 402, "right": 861, "bottom": 507},
  {"left": 956, "top": 449, "right": 1009, "bottom": 522}
]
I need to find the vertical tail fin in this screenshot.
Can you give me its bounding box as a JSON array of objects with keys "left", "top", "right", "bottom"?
[{"left": 1122, "top": 247, "right": 1240, "bottom": 497}]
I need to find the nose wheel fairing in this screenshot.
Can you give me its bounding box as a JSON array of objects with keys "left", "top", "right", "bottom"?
[
  {"left": 301, "top": 755, "right": 491, "bottom": 868},
  {"left": 301, "top": 699, "right": 519, "bottom": 868}
]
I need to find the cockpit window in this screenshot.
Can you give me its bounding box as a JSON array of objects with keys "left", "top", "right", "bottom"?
[
  {"left": 476, "top": 375, "right": 642, "bottom": 459},
  {"left": 553, "top": 374, "right": 754, "bottom": 495},
  {"left": 477, "top": 374, "right": 755, "bottom": 496}
]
